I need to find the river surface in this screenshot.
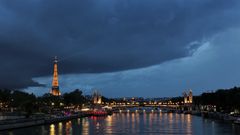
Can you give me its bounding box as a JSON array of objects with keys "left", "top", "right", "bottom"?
[{"left": 1, "top": 113, "right": 240, "bottom": 135}]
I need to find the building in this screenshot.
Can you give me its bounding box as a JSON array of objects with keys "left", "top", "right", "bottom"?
[
  {"left": 183, "top": 92, "right": 188, "bottom": 103},
  {"left": 93, "top": 91, "right": 102, "bottom": 104},
  {"left": 183, "top": 90, "right": 193, "bottom": 104},
  {"left": 188, "top": 90, "right": 193, "bottom": 103},
  {"left": 50, "top": 56, "right": 61, "bottom": 96}
]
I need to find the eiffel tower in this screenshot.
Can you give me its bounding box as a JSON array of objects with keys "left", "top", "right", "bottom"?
[{"left": 50, "top": 56, "right": 61, "bottom": 96}]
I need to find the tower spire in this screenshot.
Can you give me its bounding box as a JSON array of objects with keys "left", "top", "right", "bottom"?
[{"left": 50, "top": 56, "right": 61, "bottom": 96}]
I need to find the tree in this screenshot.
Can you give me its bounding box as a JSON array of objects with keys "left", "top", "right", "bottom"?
[
  {"left": 63, "top": 89, "right": 86, "bottom": 106},
  {"left": 9, "top": 90, "right": 36, "bottom": 117}
]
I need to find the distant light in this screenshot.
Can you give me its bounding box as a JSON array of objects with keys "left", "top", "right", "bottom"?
[
  {"left": 81, "top": 108, "right": 90, "bottom": 111},
  {"left": 59, "top": 122, "right": 62, "bottom": 128},
  {"left": 50, "top": 124, "right": 55, "bottom": 128}
]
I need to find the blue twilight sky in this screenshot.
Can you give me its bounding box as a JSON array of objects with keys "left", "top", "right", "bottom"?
[
  {"left": 26, "top": 29, "right": 240, "bottom": 97},
  {"left": 0, "top": 0, "right": 240, "bottom": 97}
]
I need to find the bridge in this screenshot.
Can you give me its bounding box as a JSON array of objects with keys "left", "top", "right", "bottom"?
[{"left": 103, "top": 102, "right": 193, "bottom": 113}]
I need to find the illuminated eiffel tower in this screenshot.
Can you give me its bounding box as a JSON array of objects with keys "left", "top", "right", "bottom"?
[{"left": 50, "top": 56, "right": 61, "bottom": 96}]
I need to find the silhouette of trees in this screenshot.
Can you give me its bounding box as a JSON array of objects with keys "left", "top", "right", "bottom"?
[
  {"left": 0, "top": 89, "right": 89, "bottom": 114},
  {"left": 0, "top": 89, "right": 11, "bottom": 104},
  {"left": 63, "top": 89, "right": 87, "bottom": 106},
  {"left": 194, "top": 87, "right": 240, "bottom": 112},
  {"left": 1, "top": 90, "right": 37, "bottom": 117}
]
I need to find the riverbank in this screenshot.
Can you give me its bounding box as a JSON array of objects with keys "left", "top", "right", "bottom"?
[
  {"left": 0, "top": 112, "right": 93, "bottom": 131},
  {"left": 200, "top": 111, "right": 239, "bottom": 123}
]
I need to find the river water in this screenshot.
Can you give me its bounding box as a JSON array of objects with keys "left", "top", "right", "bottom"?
[{"left": 1, "top": 113, "right": 240, "bottom": 135}]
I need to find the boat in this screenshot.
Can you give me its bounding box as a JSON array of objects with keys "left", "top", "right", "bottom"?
[
  {"left": 90, "top": 107, "right": 112, "bottom": 116},
  {"left": 91, "top": 110, "right": 109, "bottom": 116}
]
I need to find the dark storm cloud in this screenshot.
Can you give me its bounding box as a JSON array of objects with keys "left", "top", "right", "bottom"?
[{"left": 0, "top": 0, "right": 240, "bottom": 89}]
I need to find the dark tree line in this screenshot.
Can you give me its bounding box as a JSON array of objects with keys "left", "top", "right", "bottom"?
[
  {"left": 193, "top": 87, "right": 240, "bottom": 112},
  {"left": 0, "top": 89, "right": 89, "bottom": 114},
  {"left": 63, "top": 89, "right": 86, "bottom": 105}
]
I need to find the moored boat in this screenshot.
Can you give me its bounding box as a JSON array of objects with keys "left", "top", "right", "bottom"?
[{"left": 91, "top": 110, "right": 109, "bottom": 116}]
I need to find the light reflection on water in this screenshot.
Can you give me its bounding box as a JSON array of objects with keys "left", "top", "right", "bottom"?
[
  {"left": 82, "top": 118, "right": 89, "bottom": 135},
  {"left": 1, "top": 113, "right": 240, "bottom": 135},
  {"left": 105, "top": 116, "right": 113, "bottom": 134},
  {"left": 49, "top": 124, "right": 55, "bottom": 135},
  {"left": 58, "top": 122, "right": 62, "bottom": 135}
]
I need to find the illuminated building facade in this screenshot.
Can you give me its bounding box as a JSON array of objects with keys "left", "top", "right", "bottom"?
[
  {"left": 93, "top": 91, "right": 102, "bottom": 104},
  {"left": 188, "top": 90, "right": 193, "bottom": 103},
  {"left": 50, "top": 56, "right": 61, "bottom": 96},
  {"left": 183, "top": 90, "right": 193, "bottom": 104}
]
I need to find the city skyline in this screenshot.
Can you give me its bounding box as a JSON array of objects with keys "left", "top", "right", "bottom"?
[{"left": 0, "top": 0, "right": 240, "bottom": 97}]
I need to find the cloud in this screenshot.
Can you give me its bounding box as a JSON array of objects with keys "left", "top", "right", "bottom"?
[
  {"left": 26, "top": 28, "right": 240, "bottom": 97},
  {"left": 0, "top": 0, "right": 240, "bottom": 89}
]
